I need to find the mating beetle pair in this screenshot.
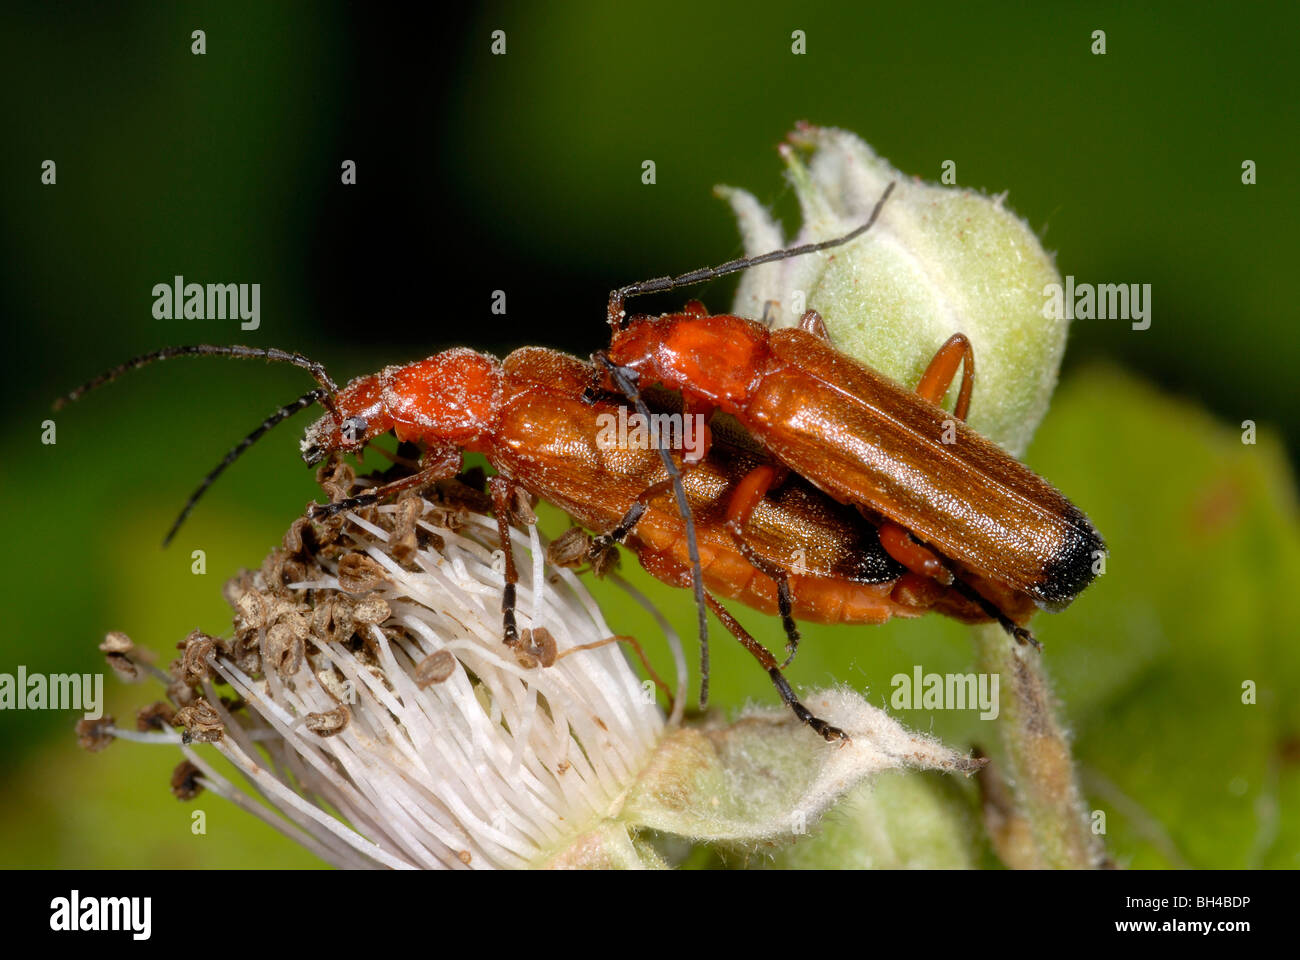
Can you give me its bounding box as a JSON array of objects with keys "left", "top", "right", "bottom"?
[{"left": 55, "top": 183, "right": 1104, "bottom": 740}]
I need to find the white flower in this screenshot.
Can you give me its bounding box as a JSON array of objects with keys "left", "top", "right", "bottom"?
[
  {"left": 88, "top": 482, "right": 984, "bottom": 868},
  {"left": 96, "top": 485, "right": 677, "bottom": 869}
]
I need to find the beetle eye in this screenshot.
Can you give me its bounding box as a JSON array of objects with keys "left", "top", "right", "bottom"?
[{"left": 340, "top": 416, "right": 367, "bottom": 443}]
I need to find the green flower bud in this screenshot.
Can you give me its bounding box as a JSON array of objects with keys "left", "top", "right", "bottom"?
[
  {"left": 718, "top": 124, "right": 1067, "bottom": 456},
  {"left": 620, "top": 688, "right": 983, "bottom": 852}
]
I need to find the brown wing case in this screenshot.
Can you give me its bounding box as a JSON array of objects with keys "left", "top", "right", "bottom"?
[{"left": 751, "top": 330, "right": 1104, "bottom": 606}]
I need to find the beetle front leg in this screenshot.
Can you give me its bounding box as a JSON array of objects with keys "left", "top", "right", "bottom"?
[
  {"left": 310, "top": 444, "right": 462, "bottom": 519},
  {"left": 488, "top": 475, "right": 534, "bottom": 647}
]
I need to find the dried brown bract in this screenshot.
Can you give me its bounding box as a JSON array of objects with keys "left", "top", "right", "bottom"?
[
  {"left": 173, "top": 699, "right": 224, "bottom": 744},
  {"left": 75, "top": 716, "right": 115, "bottom": 752},
  {"left": 170, "top": 761, "right": 204, "bottom": 800},
  {"left": 99, "top": 631, "right": 134, "bottom": 654},
  {"left": 179, "top": 629, "right": 217, "bottom": 685},
  {"left": 265, "top": 619, "right": 306, "bottom": 678},
  {"left": 514, "top": 628, "right": 557, "bottom": 669},
  {"left": 305, "top": 704, "right": 351, "bottom": 737},
  {"left": 136, "top": 701, "right": 177, "bottom": 732},
  {"left": 336, "top": 552, "right": 387, "bottom": 594},
  {"left": 104, "top": 652, "right": 140, "bottom": 683},
  {"left": 546, "top": 526, "right": 590, "bottom": 568},
  {"left": 351, "top": 596, "right": 390, "bottom": 626},
  {"left": 415, "top": 650, "right": 456, "bottom": 688},
  {"left": 388, "top": 492, "right": 425, "bottom": 565},
  {"left": 312, "top": 596, "right": 356, "bottom": 646}
]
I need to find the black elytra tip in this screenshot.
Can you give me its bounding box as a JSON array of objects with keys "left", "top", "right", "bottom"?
[{"left": 1035, "top": 511, "right": 1107, "bottom": 609}]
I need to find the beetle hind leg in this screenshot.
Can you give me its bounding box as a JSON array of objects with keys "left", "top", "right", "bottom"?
[
  {"left": 798, "top": 309, "right": 831, "bottom": 342},
  {"left": 878, "top": 523, "right": 954, "bottom": 586},
  {"left": 722, "top": 464, "right": 801, "bottom": 667},
  {"left": 948, "top": 576, "right": 1042, "bottom": 650},
  {"left": 704, "top": 592, "right": 848, "bottom": 743}
]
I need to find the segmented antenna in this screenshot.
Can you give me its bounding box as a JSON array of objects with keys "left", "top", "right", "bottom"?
[
  {"left": 54, "top": 344, "right": 342, "bottom": 545},
  {"left": 596, "top": 353, "right": 713, "bottom": 708},
  {"left": 607, "top": 181, "right": 896, "bottom": 326},
  {"left": 162, "top": 388, "right": 327, "bottom": 546},
  {"left": 53, "top": 344, "right": 340, "bottom": 418}
]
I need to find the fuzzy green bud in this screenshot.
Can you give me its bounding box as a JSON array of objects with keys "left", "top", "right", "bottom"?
[{"left": 718, "top": 124, "right": 1066, "bottom": 456}]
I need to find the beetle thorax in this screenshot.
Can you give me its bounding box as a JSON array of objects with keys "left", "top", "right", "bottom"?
[
  {"left": 611, "top": 314, "right": 765, "bottom": 413},
  {"left": 379, "top": 349, "right": 504, "bottom": 447}
]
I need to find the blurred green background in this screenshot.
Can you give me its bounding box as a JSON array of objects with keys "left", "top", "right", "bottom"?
[{"left": 2, "top": 2, "right": 1296, "bottom": 868}]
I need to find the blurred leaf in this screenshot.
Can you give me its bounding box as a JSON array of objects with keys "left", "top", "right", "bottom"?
[{"left": 1027, "top": 365, "right": 1300, "bottom": 868}]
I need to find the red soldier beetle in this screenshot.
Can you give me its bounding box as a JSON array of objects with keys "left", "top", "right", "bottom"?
[
  {"left": 54, "top": 339, "right": 1025, "bottom": 741},
  {"left": 52, "top": 180, "right": 1099, "bottom": 735},
  {"left": 597, "top": 182, "right": 1105, "bottom": 646}
]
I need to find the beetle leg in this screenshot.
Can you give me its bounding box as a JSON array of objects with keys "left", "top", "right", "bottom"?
[
  {"left": 722, "top": 463, "right": 801, "bottom": 667},
  {"left": 487, "top": 475, "right": 533, "bottom": 647},
  {"left": 889, "top": 571, "right": 950, "bottom": 610},
  {"left": 878, "top": 523, "right": 955, "bottom": 586},
  {"left": 587, "top": 478, "right": 675, "bottom": 569},
  {"left": 947, "top": 577, "right": 1041, "bottom": 650},
  {"left": 798, "top": 309, "right": 831, "bottom": 342},
  {"left": 916, "top": 332, "right": 975, "bottom": 421},
  {"left": 634, "top": 548, "right": 712, "bottom": 709},
  {"left": 759, "top": 299, "right": 783, "bottom": 327},
  {"left": 704, "top": 592, "right": 848, "bottom": 743},
  {"left": 309, "top": 444, "right": 461, "bottom": 519},
  {"left": 597, "top": 353, "right": 711, "bottom": 704}
]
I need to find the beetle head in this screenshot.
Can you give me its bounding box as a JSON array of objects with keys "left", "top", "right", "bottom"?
[
  {"left": 301, "top": 374, "right": 389, "bottom": 466},
  {"left": 301, "top": 350, "right": 503, "bottom": 465}
]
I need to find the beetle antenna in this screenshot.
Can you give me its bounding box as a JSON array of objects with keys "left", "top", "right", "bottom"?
[
  {"left": 53, "top": 344, "right": 340, "bottom": 419},
  {"left": 607, "top": 181, "right": 896, "bottom": 327},
  {"left": 162, "top": 388, "right": 327, "bottom": 547},
  {"left": 596, "top": 352, "right": 712, "bottom": 707}
]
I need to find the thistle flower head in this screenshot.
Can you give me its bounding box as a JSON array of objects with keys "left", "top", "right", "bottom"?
[
  {"left": 92, "top": 467, "right": 672, "bottom": 869},
  {"left": 85, "top": 463, "right": 986, "bottom": 868}
]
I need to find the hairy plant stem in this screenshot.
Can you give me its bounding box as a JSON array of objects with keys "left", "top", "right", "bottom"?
[{"left": 973, "top": 623, "right": 1104, "bottom": 869}]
